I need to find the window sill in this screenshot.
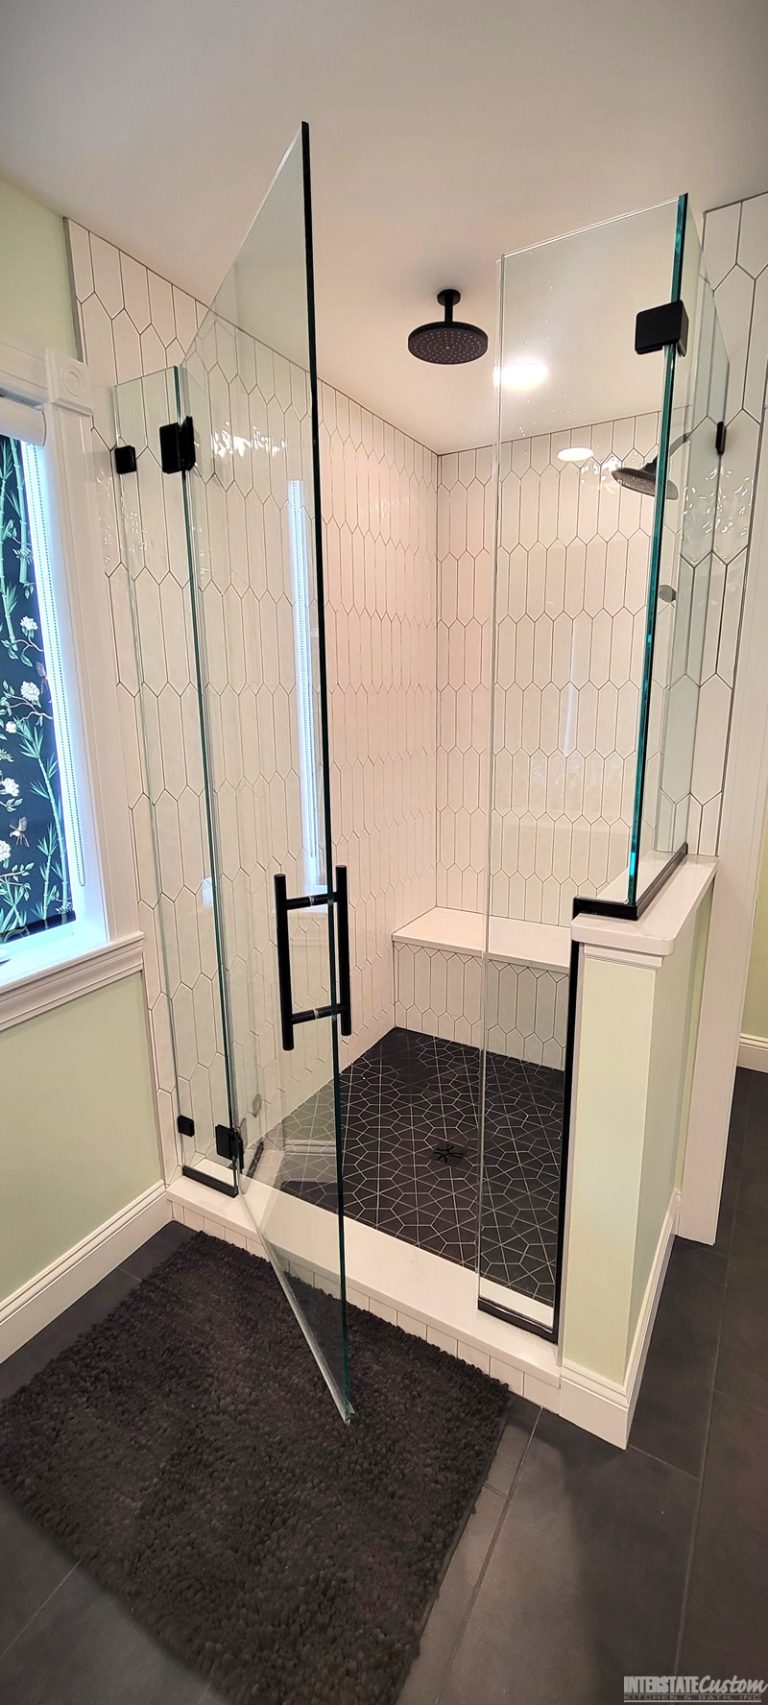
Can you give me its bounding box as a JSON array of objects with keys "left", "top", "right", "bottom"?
[{"left": 0, "top": 928, "right": 145, "bottom": 1033}]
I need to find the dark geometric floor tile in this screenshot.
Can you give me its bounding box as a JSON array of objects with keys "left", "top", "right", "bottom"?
[
  {"left": 439, "top": 1412, "right": 697, "bottom": 1705},
  {"left": 279, "top": 1028, "right": 565, "bottom": 1306},
  {"left": 678, "top": 1390, "right": 768, "bottom": 1675}
]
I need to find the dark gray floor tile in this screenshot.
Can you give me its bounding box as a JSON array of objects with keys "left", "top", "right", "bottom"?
[
  {"left": 439, "top": 1411, "right": 697, "bottom": 1705},
  {"left": 0, "top": 1493, "right": 75, "bottom": 1659},
  {"left": 120, "top": 1221, "right": 194, "bottom": 1280},
  {"left": 630, "top": 1239, "right": 726, "bottom": 1475},
  {"left": 0, "top": 1564, "right": 211, "bottom": 1705},
  {"left": 678, "top": 1390, "right": 768, "bottom": 1674},
  {"left": 735, "top": 1115, "right": 768, "bottom": 1222},
  {"left": 0, "top": 1269, "right": 138, "bottom": 1402},
  {"left": 398, "top": 1484, "right": 506, "bottom": 1705},
  {"left": 716, "top": 1209, "right": 768, "bottom": 1415},
  {"left": 715, "top": 1093, "right": 747, "bottom": 1252},
  {"left": 484, "top": 1396, "right": 540, "bottom": 1497}
]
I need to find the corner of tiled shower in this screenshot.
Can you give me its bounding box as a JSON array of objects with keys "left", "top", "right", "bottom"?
[{"left": 65, "top": 185, "right": 764, "bottom": 1329}]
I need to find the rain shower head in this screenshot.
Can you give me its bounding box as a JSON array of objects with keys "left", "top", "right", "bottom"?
[
  {"left": 408, "top": 289, "right": 488, "bottom": 365},
  {"left": 611, "top": 455, "right": 679, "bottom": 502}
]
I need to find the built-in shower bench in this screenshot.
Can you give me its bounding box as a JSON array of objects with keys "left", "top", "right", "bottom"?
[{"left": 391, "top": 908, "right": 570, "bottom": 1064}]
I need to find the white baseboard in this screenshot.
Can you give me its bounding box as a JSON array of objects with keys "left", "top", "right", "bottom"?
[
  {"left": 738, "top": 1033, "right": 768, "bottom": 1072},
  {"left": 0, "top": 1181, "right": 169, "bottom": 1363},
  {"left": 559, "top": 1191, "right": 679, "bottom": 1449}
]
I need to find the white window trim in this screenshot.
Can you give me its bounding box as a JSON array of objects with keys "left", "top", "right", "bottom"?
[{"left": 0, "top": 333, "right": 142, "bottom": 1025}]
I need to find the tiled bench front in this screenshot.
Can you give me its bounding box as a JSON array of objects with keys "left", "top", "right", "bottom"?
[{"left": 392, "top": 907, "right": 570, "bottom": 1067}]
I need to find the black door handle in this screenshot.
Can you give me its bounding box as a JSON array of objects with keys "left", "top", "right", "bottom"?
[
  {"left": 335, "top": 865, "right": 352, "bottom": 1037},
  {"left": 274, "top": 873, "right": 295, "bottom": 1051},
  {"left": 273, "top": 867, "right": 353, "bottom": 1052}
]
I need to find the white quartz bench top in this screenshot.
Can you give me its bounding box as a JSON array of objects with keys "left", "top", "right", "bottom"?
[{"left": 392, "top": 908, "right": 571, "bottom": 973}]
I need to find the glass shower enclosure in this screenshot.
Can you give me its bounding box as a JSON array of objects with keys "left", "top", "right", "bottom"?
[
  {"left": 114, "top": 128, "right": 351, "bottom": 1418},
  {"left": 478, "top": 194, "right": 729, "bottom": 1337}
]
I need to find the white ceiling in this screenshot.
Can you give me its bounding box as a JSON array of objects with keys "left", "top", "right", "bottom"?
[{"left": 1, "top": 0, "right": 767, "bottom": 452}]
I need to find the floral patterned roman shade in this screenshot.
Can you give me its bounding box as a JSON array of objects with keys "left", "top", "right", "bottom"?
[{"left": 0, "top": 434, "right": 74, "bottom": 941}]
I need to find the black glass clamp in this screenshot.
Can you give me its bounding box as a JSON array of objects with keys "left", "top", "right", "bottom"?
[
  {"left": 274, "top": 866, "right": 352, "bottom": 1052},
  {"left": 159, "top": 415, "right": 196, "bottom": 474},
  {"left": 635, "top": 299, "right": 689, "bottom": 358}
]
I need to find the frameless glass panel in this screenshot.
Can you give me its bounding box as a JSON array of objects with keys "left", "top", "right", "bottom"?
[
  {"left": 177, "top": 128, "right": 350, "bottom": 1416},
  {"left": 113, "top": 368, "right": 237, "bottom": 1193},
  {"left": 630, "top": 199, "right": 729, "bottom": 906},
  {"left": 479, "top": 202, "right": 680, "bottom": 1333}
]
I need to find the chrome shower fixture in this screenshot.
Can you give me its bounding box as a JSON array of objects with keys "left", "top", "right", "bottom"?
[{"left": 408, "top": 290, "right": 488, "bottom": 365}]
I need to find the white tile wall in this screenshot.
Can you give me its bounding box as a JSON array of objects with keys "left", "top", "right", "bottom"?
[
  {"left": 69, "top": 190, "right": 765, "bottom": 1145},
  {"left": 70, "top": 220, "right": 437, "bottom": 1162},
  {"left": 690, "top": 191, "right": 768, "bottom": 853},
  {"left": 319, "top": 384, "right": 438, "bottom": 1067},
  {"left": 438, "top": 422, "right": 657, "bottom": 925},
  {"left": 393, "top": 940, "right": 569, "bottom": 1066}
]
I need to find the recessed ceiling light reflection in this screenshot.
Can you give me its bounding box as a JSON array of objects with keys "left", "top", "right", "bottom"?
[
  {"left": 557, "top": 446, "right": 593, "bottom": 464},
  {"left": 493, "top": 357, "right": 549, "bottom": 391}
]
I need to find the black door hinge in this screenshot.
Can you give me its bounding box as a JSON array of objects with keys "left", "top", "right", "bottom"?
[
  {"left": 159, "top": 416, "right": 196, "bottom": 474},
  {"left": 635, "top": 299, "right": 689, "bottom": 358},
  {"left": 215, "top": 1124, "right": 244, "bottom": 1169},
  {"left": 716, "top": 420, "right": 727, "bottom": 456},
  {"left": 177, "top": 1113, "right": 195, "bottom": 1138},
  {"left": 113, "top": 444, "right": 137, "bottom": 475}
]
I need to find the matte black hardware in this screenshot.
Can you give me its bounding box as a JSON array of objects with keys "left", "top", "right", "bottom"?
[
  {"left": 274, "top": 865, "right": 353, "bottom": 1052},
  {"left": 716, "top": 419, "right": 727, "bottom": 456},
  {"left": 246, "top": 1138, "right": 265, "bottom": 1179},
  {"left": 432, "top": 1141, "right": 466, "bottom": 1164},
  {"left": 215, "top": 1123, "right": 244, "bottom": 1169},
  {"left": 274, "top": 873, "right": 295, "bottom": 1051},
  {"left": 335, "top": 863, "right": 352, "bottom": 1037},
  {"left": 635, "top": 299, "right": 689, "bottom": 357},
  {"left": 177, "top": 1113, "right": 195, "bottom": 1138},
  {"left": 181, "top": 1163, "right": 238, "bottom": 1198},
  {"left": 113, "top": 443, "right": 137, "bottom": 475},
  {"left": 159, "top": 415, "right": 196, "bottom": 474}
]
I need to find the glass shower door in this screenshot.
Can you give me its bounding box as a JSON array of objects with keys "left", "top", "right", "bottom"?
[
  {"left": 116, "top": 127, "right": 350, "bottom": 1418},
  {"left": 182, "top": 127, "right": 350, "bottom": 1416}
]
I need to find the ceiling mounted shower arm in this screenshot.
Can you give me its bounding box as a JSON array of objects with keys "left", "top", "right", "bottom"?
[{"left": 438, "top": 287, "right": 460, "bottom": 323}]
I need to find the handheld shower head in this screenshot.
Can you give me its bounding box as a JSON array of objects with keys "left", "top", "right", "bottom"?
[{"left": 408, "top": 289, "right": 488, "bottom": 365}]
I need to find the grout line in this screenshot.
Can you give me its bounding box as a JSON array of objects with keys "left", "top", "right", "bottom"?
[
  {"left": 626, "top": 1440, "right": 700, "bottom": 1482},
  {"left": 0, "top": 1559, "right": 80, "bottom": 1666},
  {"left": 432, "top": 1406, "right": 543, "bottom": 1705}
]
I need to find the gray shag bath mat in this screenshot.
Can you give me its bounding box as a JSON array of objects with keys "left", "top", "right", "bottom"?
[{"left": 0, "top": 1233, "right": 509, "bottom": 1705}]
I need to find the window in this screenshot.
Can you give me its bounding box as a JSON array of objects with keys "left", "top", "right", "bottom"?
[
  {"left": 0, "top": 338, "right": 141, "bottom": 1010},
  {"left": 0, "top": 433, "right": 78, "bottom": 941},
  {"left": 288, "top": 477, "right": 323, "bottom": 895}
]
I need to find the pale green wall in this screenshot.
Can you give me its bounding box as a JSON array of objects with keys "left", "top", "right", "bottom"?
[
  {"left": 0, "top": 975, "right": 161, "bottom": 1299},
  {"left": 630, "top": 897, "right": 710, "bottom": 1333},
  {"left": 0, "top": 176, "right": 77, "bottom": 356},
  {"left": 563, "top": 953, "right": 655, "bottom": 1385},
  {"left": 0, "top": 181, "right": 161, "bottom": 1308},
  {"left": 564, "top": 898, "right": 711, "bottom": 1388},
  {"left": 743, "top": 819, "right": 768, "bottom": 1039}
]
